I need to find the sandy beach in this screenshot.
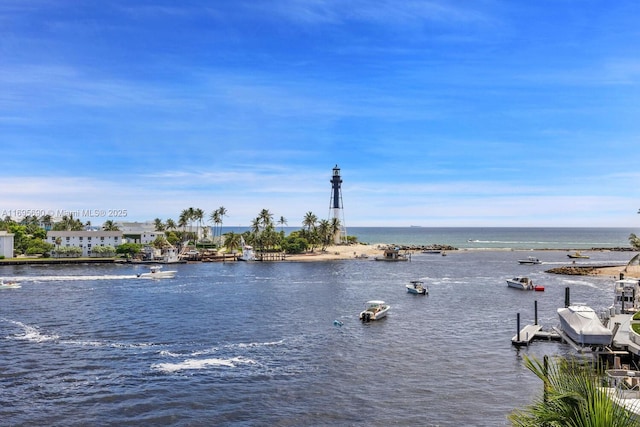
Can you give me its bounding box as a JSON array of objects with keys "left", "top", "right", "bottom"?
[{"left": 283, "top": 243, "right": 385, "bottom": 262}]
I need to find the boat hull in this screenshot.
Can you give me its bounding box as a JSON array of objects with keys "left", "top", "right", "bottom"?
[
  {"left": 506, "top": 277, "right": 534, "bottom": 290},
  {"left": 557, "top": 305, "right": 612, "bottom": 346}
]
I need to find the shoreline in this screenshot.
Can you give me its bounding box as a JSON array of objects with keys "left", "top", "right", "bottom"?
[{"left": 2, "top": 244, "right": 638, "bottom": 279}]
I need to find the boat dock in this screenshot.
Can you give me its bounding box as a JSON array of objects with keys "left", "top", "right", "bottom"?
[{"left": 512, "top": 324, "right": 561, "bottom": 346}]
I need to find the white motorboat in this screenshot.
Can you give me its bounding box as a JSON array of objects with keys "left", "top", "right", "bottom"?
[
  {"left": 557, "top": 304, "right": 612, "bottom": 346},
  {"left": 406, "top": 280, "right": 428, "bottom": 295},
  {"left": 507, "top": 277, "right": 534, "bottom": 290},
  {"left": 137, "top": 265, "right": 176, "bottom": 279},
  {"left": 0, "top": 279, "right": 21, "bottom": 289},
  {"left": 359, "top": 300, "right": 390, "bottom": 322},
  {"left": 610, "top": 278, "right": 640, "bottom": 314},
  {"left": 518, "top": 256, "right": 541, "bottom": 265},
  {"left": 603, "top": 369, "right": 640, "bottom": 417}
]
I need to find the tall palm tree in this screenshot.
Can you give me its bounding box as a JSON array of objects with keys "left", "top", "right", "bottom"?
[
  {"left": 277, "top": 216, "right": 288, "bottom": 233},
  {"left": 258, "top": 209, "right": 273, "bottom": 229},
  {"left": 194, "top": 208, "right": 204, "bottom": 243},
  {"left": 302, "top": 211, "right": 317, "bottom": 232},
  {"left": 217, "top": 206, "right": 227, "bottom": 237},
  {"left": 209, "top": 210, "right": 221, "bottom": 242},
  {"left": 509, "top": 355, "right": 638, "bottom": 426},
  {"left": 165, "top": 218, "right": 177, "bottom": 231}
]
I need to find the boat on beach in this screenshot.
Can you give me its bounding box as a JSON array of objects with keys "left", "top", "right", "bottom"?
[
  {"left": 557, "top": 304, "right": 612, "bottom": 346},
  {"left": 0, "top": 279, "right": 21, "bottom": 289},
  {"left": 406, "top": 280, "right": 428, "bottom": 295},
  {"left": 359, "top": 300, "right": 390, "bottom": 322},
  {"left": 137, "top": 265, "right": 177, "bottom": 279},
  {"left": 518, "top": 256, "right": 541, "bottom": 265}
]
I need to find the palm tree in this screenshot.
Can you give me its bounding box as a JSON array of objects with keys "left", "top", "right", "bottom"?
[
  {"left": 317, "top": 219, "right": 331, "bottom": 251},
  {"left": 258, "top": 209, "right": 273, "bottom": 229},
  {"left": 194, "top": 208, "right": 204, "bottom": 243},
  {"left": 178, "top": 210, "right": 188, "bottom": 243},
  {"left": 153, "top": 218, "right": 165, "bottom": 231},
  {"left": 165, "top": 218, "right": 177, "bottom": 231},
  {"left": 302, "top": 211, "right": 317, "bottom": 232},
  {"left": 223, "top": 232, "right": 242, "bottom": 254},
  {"left": 509, "top": 355, "right": 638, "bottom": 426},
  {"left": 209, "top": 210, "right": 221, "bottom": 243},
  {"left": 102, "top": 220, "right": 119, "bottom": 231},
  {"left": 217, "top": 206, "right": 227, "bottom": 237},
  {"left": 277, "top": 216, "right": 288, "bottom": 233},
  {"left": 330, "top": 217, "right": 342, "bottom": 244}
]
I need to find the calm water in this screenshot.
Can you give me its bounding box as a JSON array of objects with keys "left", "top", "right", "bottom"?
[{"left": 0, "top": 228, "right": 638, "bottom": 426}]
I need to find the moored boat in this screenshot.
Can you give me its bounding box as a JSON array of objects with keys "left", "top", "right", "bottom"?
[
  {"left": 374, "top": 247, "right": 409, "bottom": 261},
  {"left": 137, "top": 265, "right": 177, "bottom": 279},
  {"left": 506, "top": 277, "right": 535, "bottom": 290},
  {"left": 557, "top": 304, "right": 612, "bottom": 346},
  {"left": 406, "top": 280, "right": 428, "bottom": 295},
  {"left": 359, "top": 300, "right": 390, "bottom": 322},
  {"left": 567, "top": 251, "right": 590, "bottom": 259},
  {"left": 610, "top": 278, "right": 640, "bottom": 314},
  {"left": 518, "top": 256, "right": 541, "bottom": 265}
]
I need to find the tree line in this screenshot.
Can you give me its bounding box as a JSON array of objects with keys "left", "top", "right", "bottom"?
[{"left": 0, "top": 207, "right": 353, "bottom": 258}]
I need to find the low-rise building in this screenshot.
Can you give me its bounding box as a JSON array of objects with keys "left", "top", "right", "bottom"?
[{"left": 47, "top": 230, "right": 123, "bottom": 257}]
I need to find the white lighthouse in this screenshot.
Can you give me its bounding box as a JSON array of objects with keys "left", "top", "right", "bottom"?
[{"left": 329, "top": 165, "right": 347, "bottom": 244}]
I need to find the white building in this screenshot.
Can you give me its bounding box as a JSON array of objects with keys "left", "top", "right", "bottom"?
[
  {"left": 0, "top": 231, "right": 14, "bottom": 258},
  {"left": 47, "top": 231, "right": 123, "bottom": 257},
  {"left": 117, "top": 221, "right": 167, "bottom": 245}
]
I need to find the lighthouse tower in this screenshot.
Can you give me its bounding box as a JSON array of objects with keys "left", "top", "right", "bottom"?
[{"left": 329, "top": 165, "right": 347, "bottom": 244}]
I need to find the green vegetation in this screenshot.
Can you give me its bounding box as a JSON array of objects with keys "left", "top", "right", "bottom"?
[
  {"left": 1, "top": 206, "right": 357, "bottom": 258},
  {"left": 509, "top": 355, "right": 639, "bottom": 426},
  {"left": 629, "top": 234, "right": 640, "bottom": 251}
]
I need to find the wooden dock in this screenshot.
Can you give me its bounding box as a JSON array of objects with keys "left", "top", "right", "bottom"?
[{"left": 512, "top": 324, "right": 561, "bottom": 346}]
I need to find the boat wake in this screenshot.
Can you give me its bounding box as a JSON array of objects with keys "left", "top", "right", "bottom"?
[
  {"left": 4, "top": 275, "right": 139, "bottom": 282},
  {"left": 2, "top": 316, "right": 286, "bottom": 376},
  {"left": 151, "top": 356, "right": 257, "bottom": 373}
]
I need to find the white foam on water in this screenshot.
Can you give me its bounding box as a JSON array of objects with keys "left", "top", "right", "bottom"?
[
  {"left": 9, "top": 275, "right": 139, "bottom": 282},
  {"left": 6, "top": 319, "right": 60, "bottom": 343},
  {"left": 152, "top": 356, "right": 256, "bottom": 373}
]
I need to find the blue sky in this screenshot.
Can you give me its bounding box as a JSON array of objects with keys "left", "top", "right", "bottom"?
[{"left": 1, "top": 1, "right": 639, "bottom": 227}]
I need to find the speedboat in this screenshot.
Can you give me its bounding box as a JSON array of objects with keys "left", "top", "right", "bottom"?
[
  {"left": 611, "top": 278, "right": 640, "bottom": 314},
  {"left": 359, "top": 300, "right": 390, "bottom": 322},
  {"left": 137, "top": 265, "right": 176, "bottom": 279},
  {"left": 406, "top": 280, "right": 428, "bottom": 295},
  {"left": 567, "top": 251, "right": 590, "bottom": 259},
  {"left": 557, "top": 304, "right": 612, "bottom": 346},
  {"left": 518, "top": 256, "right": 541, "bottom": 265},
  {"left": 507, "top": 277, "right": 535, "bottom": 290},
  {"left": 0, "top": 279, "right": 21, "bottom": 289}
]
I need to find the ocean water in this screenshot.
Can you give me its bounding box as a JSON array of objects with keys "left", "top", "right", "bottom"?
[{"left": 0, "top": 228, "right": 638, "bottom": 426}]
